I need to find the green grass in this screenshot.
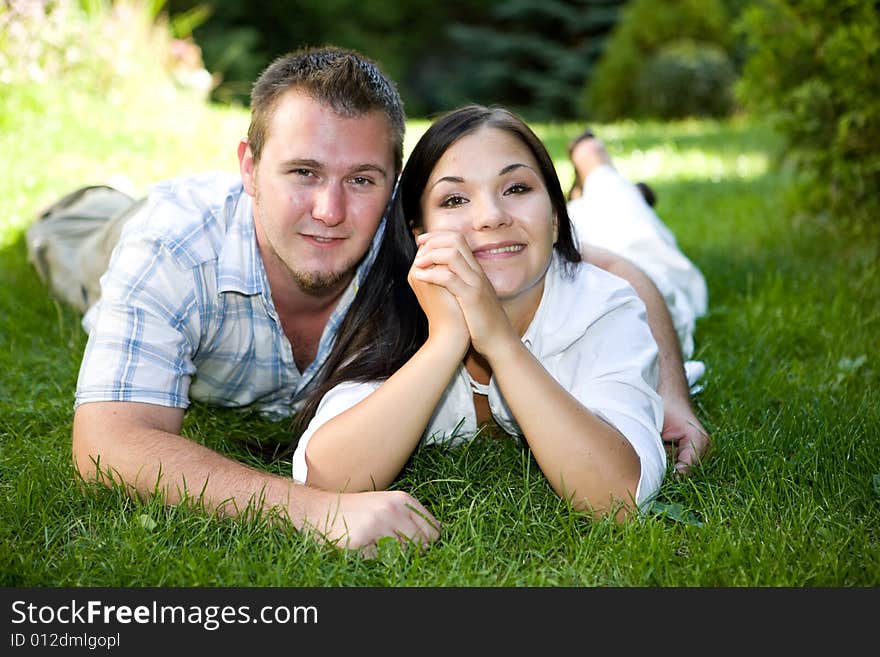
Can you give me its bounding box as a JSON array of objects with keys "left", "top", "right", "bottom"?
[{"left": 2, "top": 80, "right": 878, "bottom": 586}]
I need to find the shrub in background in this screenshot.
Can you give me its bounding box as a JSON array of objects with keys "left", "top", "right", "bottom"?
[
  {"left": 634, "top": 39, "right": 736, "bottom": 119},
  {"left": 581, "top": 0, "right": 738, "bottom": 121},
  {"left": 735, "top": 0, "right": 880, "bottom": 225}
]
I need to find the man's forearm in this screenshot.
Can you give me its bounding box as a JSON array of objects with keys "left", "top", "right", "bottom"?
[
  {"left": 72, "top": 401, "right": 444, "bottom": 552},
  {"left": 72, "top": 401, "right": 309, "bottom": 525}
]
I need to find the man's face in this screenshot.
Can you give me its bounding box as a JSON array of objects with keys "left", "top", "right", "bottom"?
[{"left": 239, "top": 89, "right": 396, "bottom": 297}]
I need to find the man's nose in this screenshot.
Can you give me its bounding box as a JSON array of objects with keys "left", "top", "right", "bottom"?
[{"left": 313, "top": 183, "right": 345, "bottom": 226}]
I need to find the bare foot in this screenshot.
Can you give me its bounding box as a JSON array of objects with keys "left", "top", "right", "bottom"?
[
  {"left": 568, "top": 131, "right": 612, "bottom": 200},
  {"left": 568, "top": 133, "right": 658, "bottom": 207}
]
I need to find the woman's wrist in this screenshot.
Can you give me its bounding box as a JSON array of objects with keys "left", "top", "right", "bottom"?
[
  {"left": 424, "top": 329, "right": 470, "bottom": 361},
  {"left": 481, "top": 333, "right": 529, "bottom": 370}
]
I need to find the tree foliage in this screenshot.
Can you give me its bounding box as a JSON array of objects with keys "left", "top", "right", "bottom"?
[
  {"left": 166, "top": 0, "right": 624, "bottom": 119},
  {"left": 168, "top": 0, "right": 493, "bottom": 114},
  {"left": 735, "top": 0, "right": 880, "bottom": 224},
  {"left": 634, "top": 40, "right": 736, "bottom": 119},
  {"left": 438, "top": 0, "right": 625, "bottom": 121}
]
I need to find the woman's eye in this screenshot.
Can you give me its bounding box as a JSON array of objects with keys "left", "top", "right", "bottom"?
[
  {"left": 440, "top": 195, "right": 468, "bottom": 208},
  {"left": 504, "top": 183, "right": 531, "bottom": 195}
]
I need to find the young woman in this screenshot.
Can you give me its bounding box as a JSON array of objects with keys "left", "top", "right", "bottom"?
[{"left": 291, "top": 105, "right": 666, "bottom": 519}]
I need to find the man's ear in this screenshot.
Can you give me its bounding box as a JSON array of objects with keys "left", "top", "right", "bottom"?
[{"left": 238, "top": 139, "right": 256, "bottom": 196}]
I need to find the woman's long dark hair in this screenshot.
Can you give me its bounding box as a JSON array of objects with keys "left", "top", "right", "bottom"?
[
  {"left": 288, "top": 191, "right": 426, "bottom": 441},
  {"left": 290, "top": 105, "right": 581, "bottom": 441}
]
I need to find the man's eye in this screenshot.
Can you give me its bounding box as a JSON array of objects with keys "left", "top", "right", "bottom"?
[
  {"left": 291, "top": 168, "right": 315, "bottom": 178},
  {"left": 440, "top": 195, "right": 467, "bottom": 208},
  {"left": 350, "top": 176, "right": 373, "bottom": 186}
]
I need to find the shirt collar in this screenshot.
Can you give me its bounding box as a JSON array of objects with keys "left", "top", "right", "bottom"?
[
  {"left": 521, "top": 253, "right": 571, "bottom": 357},
  {"left": 216, "top": 188, "right": 265, "bottom": 296}
]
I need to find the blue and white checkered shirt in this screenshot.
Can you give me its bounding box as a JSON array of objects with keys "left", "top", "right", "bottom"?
[{"left": 75, "top": 172, "right": 382, "bottom": 417}]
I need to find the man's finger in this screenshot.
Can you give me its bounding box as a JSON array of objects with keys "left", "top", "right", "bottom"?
[
  {"left": 405, "top": 500, "right": 442, "bottom": 543},
  {"left": 358, "top": 543, "right": 378, "bottom": 560}
]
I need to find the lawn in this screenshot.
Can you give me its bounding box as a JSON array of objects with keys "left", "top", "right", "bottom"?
[{"left": 1, "top": 77, "right": 878, "bottom": 587}]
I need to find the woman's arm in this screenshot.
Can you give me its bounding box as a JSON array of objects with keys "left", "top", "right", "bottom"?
[
  {"left": 485, "top": 340, "right": 642, "bottom": 520},
  {"left": 412, "top": 232, "right": 648, "bottom": 520},
  {"left": 300, "top": 269, "right": 469, "bottom": 493}
]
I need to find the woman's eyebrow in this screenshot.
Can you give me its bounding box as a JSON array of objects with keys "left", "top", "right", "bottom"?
[
  {"left": 428, "top": 163, "right": 537, "bottom": 191},
  {"left": 499, "top": 162, "right": 535, "bottom": 176},
  {"left": 428, "top": 175, "right": 465, "bottom": 191}
]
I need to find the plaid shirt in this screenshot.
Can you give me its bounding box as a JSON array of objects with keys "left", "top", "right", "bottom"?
[{"left": 75, "top": 172, "right": 381, "bottom": 417}]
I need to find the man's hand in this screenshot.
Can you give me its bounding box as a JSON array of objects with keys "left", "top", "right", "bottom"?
[
  {"left": 307, "top": 489, "right": 442, "bottom": 559},
  {"left": 660, "top": 397, "right": 711, "bottom": 476}
]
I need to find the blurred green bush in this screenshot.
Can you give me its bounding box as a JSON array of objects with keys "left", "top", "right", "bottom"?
[
  {"left": 735, "top": 0, "right": 880, "bottom": 225},
  {"left": 581, "top": 0, "right": 741, "bottom": 121},
  {"left": 635, "top": 40, "right": 736, "bottom": 119}
]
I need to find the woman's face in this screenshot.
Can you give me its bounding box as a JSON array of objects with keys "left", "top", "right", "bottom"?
[{"left": 418, "top": 125, "right": 557, "bottom": 302}]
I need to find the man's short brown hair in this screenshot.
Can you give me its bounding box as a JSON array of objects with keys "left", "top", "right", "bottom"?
[{"left": 247, "top": 46, "right": 405, "bottom": 173}]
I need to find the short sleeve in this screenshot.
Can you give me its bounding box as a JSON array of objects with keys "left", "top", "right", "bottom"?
[
  {"left": 565, "top": 287, "right": 666, "bottom": 508},
  {"left": 75, "top": 231, "right": 200, "bottom": 409},
  {"left": 291, "top": 380, "right": 381, "bottom": 483}
]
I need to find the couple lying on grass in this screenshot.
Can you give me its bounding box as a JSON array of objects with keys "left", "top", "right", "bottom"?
[{"left": 60, "top": 47, "right": 708, "bottom": 556}]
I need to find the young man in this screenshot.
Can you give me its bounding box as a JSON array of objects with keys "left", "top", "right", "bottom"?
[{"left": 72, "top": 46, "right": 440, "bottom": 556}]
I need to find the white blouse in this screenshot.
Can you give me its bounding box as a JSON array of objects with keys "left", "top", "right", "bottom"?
[{"left": 292, "top": 255, "right": 667, "bottom": 508}]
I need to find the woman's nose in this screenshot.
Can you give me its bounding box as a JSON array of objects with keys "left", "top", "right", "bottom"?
[{"left": 472, "top": 196, "right": 511, "bottom": 231}]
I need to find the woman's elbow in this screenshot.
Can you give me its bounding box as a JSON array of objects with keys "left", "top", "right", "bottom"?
[
  {"left": 569, "top": 487, "right": 640, "bottom": 523},
  {"left": 565, "top": 459, "right": 642, "bottom": 522},
  {"left": 304, "top": 449, "right": 386, "bottom": 493}
]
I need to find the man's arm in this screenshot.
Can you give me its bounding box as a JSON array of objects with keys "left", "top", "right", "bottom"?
[
  {"left": 583, "top": 245, "right": 710, "bottom": 474},
  {"left": 72, "top": 401, "right": 440, "bottom": 555}
]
